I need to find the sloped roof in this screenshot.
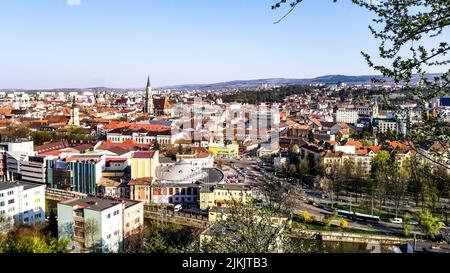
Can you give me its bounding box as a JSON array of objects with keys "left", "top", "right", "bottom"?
[
  {"left": 133, "top": 151, "right": 156, "bottom": 159},
  {"left": 35, "top": 140, "right": 69, "bottom": 153},
  {"left": 128, "top": 177, "right": 153, "bottom": 186},
  {"left": 154, "top": 97, "right": 172, "bottom": 110}
]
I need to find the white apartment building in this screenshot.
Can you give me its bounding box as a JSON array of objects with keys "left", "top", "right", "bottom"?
[
  {"left": 336, "top": 108, "right": 359, "bottom": 124},
  {"left": 0, "top": 140, "right": 35, "bottom": 181},
  {"left": 377, "top": 120, "right": 398, "bottom": 133},
  {"left": 20, "top": 155, "right": 49, "bottom": 184},
  {"left": 106, "top": 131, "right": 183, "bottom": 145},
  {"left": 0, "top": 181, "right": 46, "bottom": 231},
  {"left": 57, "top": 197, "right": 143, "bottom": 253}
]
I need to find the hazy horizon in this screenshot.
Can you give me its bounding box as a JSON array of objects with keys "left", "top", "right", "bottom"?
[{"left": 1, "top": 73, "right": 389, "bottom": 90}]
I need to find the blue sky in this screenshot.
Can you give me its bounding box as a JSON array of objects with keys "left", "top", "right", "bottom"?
[{"left": 0, "top": 0, "right": 427, "bottom": 88}]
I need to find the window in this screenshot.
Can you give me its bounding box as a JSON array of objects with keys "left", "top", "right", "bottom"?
[
  {"left": 169, "top": 188, "right": 173, "bottom": 195},
  {"left": 114, "top": 230, "right": 119, "bottom": 236},
  {"left": 134, "top": 217, "right": 140, "bottom": 224},
  {"left": 107, "top": 234, "right": 111, "bottom": 239},
  {"left": 181, "top": 188, "right": 186, "bottom": 195},
  {"left": 35, "top": 198, "right": 41, "bottom": 203},
  {"left": 126, "top": 222, "right": 130, "bottom": 227},
  {"left": 113, "top": 210, "right": 119, "bottom": 216},
  {"left": 0, "top": 193, "right": 3, "bottom": 197},
  {"left": 107, "top": 213, "right": 111, "bottom": 219},
  {"left": 74, "top": 210, "right": 84, "bottom": 217},
  {"left": 0, "top": 201, "right": 4, "bottom": 207},
  {"left": 8, "top": 199, "right": 14, "bottom": 204},
  {"left": 7, "top": 191, "right": 13, "bottom": 196},
  {"left": 35, "top": 213, "right": 41, "bottom": 219},
  {"left": 24, "top": 217, "right": 29, "bottom": 222}
]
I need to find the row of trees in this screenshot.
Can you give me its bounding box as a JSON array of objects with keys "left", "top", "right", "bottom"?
[
  {"left": 282, "top": 145, "right": 449, "bottom": 219},
  {"left": 321, "top": 152, "right": 449, "bottom": 215},
  {"left": 221, "top": 85, "right": 313, "bottom": 104},
  {"left": 0, "top": 215, "right": 68, "bottom": 253},
  {"left": 0, "top": 125, "right": 94, "bottom": 145}
]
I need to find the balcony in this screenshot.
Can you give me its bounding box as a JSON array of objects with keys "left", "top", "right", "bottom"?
[
  {"left": 73, "top": 215, "right": 84, "bottom": 223},
  {"left": 73, "top": 225, "right": 84, "bottom": 232},
  {"left": 73, "top": 236, "right": 85, "bottom": 244}
]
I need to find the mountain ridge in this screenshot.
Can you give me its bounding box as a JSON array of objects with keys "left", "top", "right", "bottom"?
[{"left": 1, "top": 73, "right": 441, "bottom": 92}]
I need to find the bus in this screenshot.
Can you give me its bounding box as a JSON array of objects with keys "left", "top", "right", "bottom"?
[{"left": 336, "top": 209, "right": 380, "bottom": 223}]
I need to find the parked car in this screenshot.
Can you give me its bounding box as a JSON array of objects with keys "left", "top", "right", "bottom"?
[
  {"left": 390, "top": 217, "right": 403, "bottom": 224},
  {"left": 174, "top": 204, "right": 183, "bottom": 212},
  {"left": 408, "top": 219, "right": 419, "bottom": 225}
]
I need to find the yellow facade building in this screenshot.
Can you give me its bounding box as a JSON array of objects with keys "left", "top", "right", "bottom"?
[
  {"left": 208, "top": 143, "right": 239, "bottom": 158},
  {"left": 199, "top": 183, "right": 252, "bottom": 210},
  {"left": 131, "top": 150, "right": 159, "bottom": 180}
]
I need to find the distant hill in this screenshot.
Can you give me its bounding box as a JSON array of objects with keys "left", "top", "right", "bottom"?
[
  {"left": 160, "top": 74, "right": 440, "bottom": 90},
  {"left": 1, "top": 73, "right": 441, "bottom": 92}
]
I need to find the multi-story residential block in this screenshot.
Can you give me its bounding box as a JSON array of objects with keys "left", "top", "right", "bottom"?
[
  {"left": 57, "top": 196, "right": 143, "bottom": 253},
  {"left": 47, "top": 155, "right": 105, "bottom": 194},
  {"left": 106, "top": 124, "right": 183, "bottom": 145},
  {"left": 0, "top": 140, "right": 35, "bottom": 181},
  {"left": 377, "top": 119, "right": 398, "bottom": 133},
  {"left": 0, "top": 181, "right": 45, "bottom": 230},
  {"left": 20, "top": 155, "right": 49, "bottom": 184},
  {"left": 322, "top": 151, "right": 374, "bottom": 175},
  {"left": 335, "top": 107, "right": 359, "bottom": 124}
]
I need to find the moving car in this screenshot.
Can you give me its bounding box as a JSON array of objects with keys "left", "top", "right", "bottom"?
[{"left": 390, "top": 217, "right": 403, "bottom": 224}]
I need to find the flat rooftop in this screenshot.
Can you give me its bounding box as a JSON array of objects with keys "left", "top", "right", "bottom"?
[
  {"left": 0, "top": 181, "right": 45, "bottom": 191},
  {"left": 60, "top": 196, "right": 142, "bottom": 212}
]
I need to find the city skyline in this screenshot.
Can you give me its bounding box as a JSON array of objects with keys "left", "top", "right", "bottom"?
[{"left": 0, "top": 0, "right": 409, "bottom": 89}]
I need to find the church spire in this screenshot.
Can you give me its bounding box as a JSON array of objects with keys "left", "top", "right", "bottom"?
[
  {"left": 70, "top": 95, "right": 80, "bottom": 126},
  {"left": 144, "top": 75, "right": 154, "bottom": 115}
]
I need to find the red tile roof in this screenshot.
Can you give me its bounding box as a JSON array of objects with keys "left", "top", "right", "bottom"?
[
  {"left": 96, "top": 140, "right": 152, "bottom": 152},
  {"left": 366, "top": 146, "right": 382, "bottom": 154},
  {"left": 128, "top": 177, "right": 153, "bottom": 186},
  {"left": 345, "top": 140, "right": 363, "bottom": 149},
  {"left": 103, "top": 121, "right": 132, "bottom": 130}
]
